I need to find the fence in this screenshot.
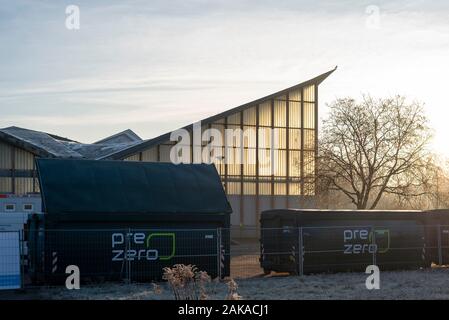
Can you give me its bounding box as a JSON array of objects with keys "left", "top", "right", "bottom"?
[
  {"left": 24, "top": 228, "right": 229, "bottom": 286},
  {"left": 0, "top": 231, "right": 24, "bottom": 290},
  {"left": 1, "top": 224, "right": 449, "bottom": 288}
]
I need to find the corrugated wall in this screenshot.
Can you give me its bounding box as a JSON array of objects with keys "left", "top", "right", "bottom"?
[
  {"left": 0, "top": 141, "right": 12, "bottom": 169},
  {"left": 0, "top": 141, "right": 38, "bottom": 194}
]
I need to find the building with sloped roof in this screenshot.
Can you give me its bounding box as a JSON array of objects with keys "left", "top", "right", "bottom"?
[
  {"left": 0, "top": 68, "right": 335, "bottom": 232},
  {"left": 0, "top": 127, "right": 142, "bottom": 194}
]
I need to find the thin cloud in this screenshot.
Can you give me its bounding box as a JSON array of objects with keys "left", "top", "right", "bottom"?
[{"left": 0, "top": 0, "right": 448, "bottom": 155}]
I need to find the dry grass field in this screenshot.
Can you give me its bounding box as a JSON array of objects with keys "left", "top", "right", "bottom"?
[{"left": 2, "top": 266, "right": 449, "bottom": 300}]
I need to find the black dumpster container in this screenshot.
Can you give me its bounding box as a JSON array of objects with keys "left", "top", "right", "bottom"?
[
  {"left": 260, "top": 209, "right": 430, "bottom": 274},
  {"left": 30, "top": 159, "right": 232, "bottom": 284},
  {"left": 422, "top": 209, "right": 449, "bottom": 265}
]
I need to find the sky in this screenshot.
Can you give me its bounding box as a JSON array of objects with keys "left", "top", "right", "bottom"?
[{"left": 0, "top": 0, "right": 448, "bottom": 155}]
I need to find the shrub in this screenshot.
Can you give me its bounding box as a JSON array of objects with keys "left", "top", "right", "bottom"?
[
  {"left": 162, "top": 264, "right": 211, "bottom": 300},
  {"left": 226, "top": 279, "right": 242, "bottom": 300}
]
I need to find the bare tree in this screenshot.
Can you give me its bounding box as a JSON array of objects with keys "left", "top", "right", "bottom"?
[
  {"left": 317, "top": 95, "right": 431, "bottom": 209},
  {"left": 403, "top": 156, "right": 449, "bottom": 210}
]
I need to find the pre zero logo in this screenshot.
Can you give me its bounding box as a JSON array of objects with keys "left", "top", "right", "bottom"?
[
  {"left": 111, "top": 232, "right": 176, "bottom": 262},
  {"left": 343, "top": 229, "right": 377, "bottom": 254},
  {"left": 342, "top": 228, "right": 390, "bottom": 254}
]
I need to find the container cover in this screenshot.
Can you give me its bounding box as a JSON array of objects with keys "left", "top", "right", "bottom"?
[{"left": 36, "top": 159, "right": 232, "bottom": 215}]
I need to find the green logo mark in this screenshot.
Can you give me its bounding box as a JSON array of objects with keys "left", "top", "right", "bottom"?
[{"left": 146, "top": 233, "right": 176, "bottom": 260}]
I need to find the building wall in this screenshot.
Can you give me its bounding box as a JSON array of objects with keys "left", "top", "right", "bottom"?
[
  {"left": 0, "top": 196, "right": 42, "bottom": 214},
  {"left": 122, "top": 83, "right": 319, "bottom": 232},
  {"left": 0, "top": 141, "right": 40, "bottom": 195}
]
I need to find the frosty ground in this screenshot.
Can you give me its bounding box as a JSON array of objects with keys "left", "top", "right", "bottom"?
[{"left": 3, "top": 267, "right": 449, "bottom": 300}]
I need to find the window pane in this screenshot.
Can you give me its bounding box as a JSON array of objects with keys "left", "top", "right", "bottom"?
[
  {"left": 258, "top": 149, "right": 272, "bottom": 176},
  {"left": 227, "top": 182, "right": 241, "bottom": 195},
  {"left": 227, "top": 112, "right": 241, "bottom": 125},
  {"left": 274, "top": 183, "right": 287, "bottom": 195},
  {"left": 243, "top": 148, "right": 256, "bottom": 176},
  {"left": 213, "top": 148, "right": 225, "bottom": 175},
  {"left": 225, "top": 125, "right": 242, "bottom": 148},
  {"left": 243, "top": 106, "right": 256, "bottom": 125},
  {"left": 259, "top": 101, "right": 271, "bottom": 126},
  {"left": 212, "top": 123, "right": 225, "bottom": 131},
  {"left": 289, "top": 129, "right": 301, "bottom": 150},
  {"left": 289, "top": 151, "right": 301, "bottom": 177},
  {"left": 258, "top": 127, "right": 272, "bottom": 149},
  {"left": 274, "top": 128, "right": 286, "bottom": 149},
  {"left": 275, "top": 94, "right": 287, "bottom": 101},
  {"left": 304, "top": 103, "right": 315, "bottom": 129},
  {"left": 273, "top": 150, "right": 286, "bottom": 177},
  {"left": 274, "top": 100, "right": 286, "bottom": 127},
  {"left": 226, "top": 147, "right": 242, "bottom": 175},
  {"left": 303, "top": 85, "right": 315, "bottom": 102},
  {"left": 243, "top": 183, "right": 256, "bottom": 195},
  {"left": 211, "top": 123, "right": 225, "bottom": 146},
  {"left": 289, "top": 89, "right": 301, "bottom": 102},
  {"left": 259, "top": 183, "right": 271, "bottom": 195},
  {"left": 288, "top": 183, "right": 301, "bottom": 195},
  {"left": 289, "top": 101, "right": 301, "bottom": 128},
  {"left": 304, "top": 129, "right": 315, "bottom": 150},
  {"left": 243, "top": 127, "right": 257, "bottom": 148},
  {"left": 304, "top": 151, "right": 315, "bottom": 178}
]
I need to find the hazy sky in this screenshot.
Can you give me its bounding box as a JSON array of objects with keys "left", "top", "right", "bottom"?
[{"left": 0, "top": 0, "right": 448, "bottom": 155}]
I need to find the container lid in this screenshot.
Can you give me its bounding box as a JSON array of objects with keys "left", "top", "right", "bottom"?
[
  {"left": 36, "top": 158, "right": 232, "bottom": 215},
  {"left": 261, "top": 208, "right": 427, "bottom": 222}
]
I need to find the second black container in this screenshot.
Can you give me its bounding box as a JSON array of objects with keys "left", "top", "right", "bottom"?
[{"left": 260, "top": 209, "right": 433, "bottom": 275}]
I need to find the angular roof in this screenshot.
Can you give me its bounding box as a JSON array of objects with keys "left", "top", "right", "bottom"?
[
  {"left": 102, "top": 67, "right": 337, "bottom": 160},
  {"left": 36, "top": 158, "right": 232, "bottom": 215},
  {"left": 61, "top": 141, "right": 143, "bottom": 160},
  {"left": 94, "top": 129, "right": 142, "bottom": 145},
  {"left": 0, "top": 126, "right": 141, "bottom": 160},
  {"left": 0, "top": 126, "right": 83, "bottom": 158}
]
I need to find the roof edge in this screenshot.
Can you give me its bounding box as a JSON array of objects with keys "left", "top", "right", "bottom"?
[
  {"left": 0, "top": 130, "right": 56, "bottom": 158},
  {"left": 94, "top": 129, "right": 142, "bottom": 145}
]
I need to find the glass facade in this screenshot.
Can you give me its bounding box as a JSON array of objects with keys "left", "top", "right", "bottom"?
[
  {"left": 215, "top": 84, "right": 318, "bottom": 197},
  {"left": 122, "top": 83, "right": 318, "bottom": 198}
]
